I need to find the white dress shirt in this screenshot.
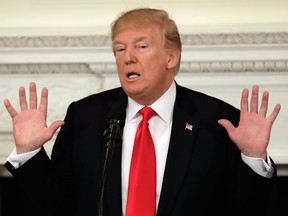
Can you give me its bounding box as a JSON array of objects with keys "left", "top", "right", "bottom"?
[{"left": 121, "top": 81, "right": 176, "bottom": 214}]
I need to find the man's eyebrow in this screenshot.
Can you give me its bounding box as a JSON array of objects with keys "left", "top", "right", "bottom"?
[
  {"left": 133, "top": 36, "right": 148, "bottom": 43},
  {"left": 113, "top": 36, "right": 149, "bottom": 46},
  {"left": 112, "top": 40, "right": 124, "bottom": 47}
]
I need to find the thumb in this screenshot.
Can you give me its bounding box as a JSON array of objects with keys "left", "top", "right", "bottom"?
[
  {"left": 218, "top": 119, "right": 235, "bottom": 133},
  {"left": 48, "top": 120, "right": 65, "bottom": 136}
]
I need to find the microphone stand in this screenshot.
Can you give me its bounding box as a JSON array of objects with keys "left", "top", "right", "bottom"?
[{"left": 98, "top": 120, "right": 122, "bottom": 216}]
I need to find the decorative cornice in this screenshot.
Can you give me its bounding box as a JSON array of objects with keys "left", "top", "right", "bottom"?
[
  {"left": 1, "top": 32, "right": 288, "bottom": 73},
  {"left": 0, "top": 35, "right": 111, "bottom": 47},
  {"left": 180, "top": 61, "right": 288, "bottom": 73},
  {"left": 1, "top": 32, "right": 288, "bottom": 48},
  {"left": 1, "top": 60, "right": 288, "bottom": 74},
  {"left": 181, "top": 32, "right": 288, "bottom": 45},
  {"left": 0, "top": 63, "right": 92, "bottom": 74}
]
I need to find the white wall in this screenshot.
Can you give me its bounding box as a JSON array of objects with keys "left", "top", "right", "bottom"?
[{"left": 0, "top": 0, "right": 288, "bottom": 33}]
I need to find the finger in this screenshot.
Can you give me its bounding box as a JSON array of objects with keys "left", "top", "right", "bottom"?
[
  {"left": 4, "top": 99, "right": 18, "bottom": 118},
  {"left": 259, "top": 91, "right": 269, "bottom": 117},
  {"left": 39, "top": 87, "right": 48, "bottom": 119},
  {"left": 19, "top": 86, "right": 28, "bottom": 111},
  {"left": 240, "top": 88, "right": 249, "bottom": 114},
  {"left": 250, "top": 85, "right": 259, "bottom": 113},
  {"left": 268, "top": 103, "right": 281, "bottom": 125},
  {"left": 29, "top": 82, "right": 38, "bottom": 110}
]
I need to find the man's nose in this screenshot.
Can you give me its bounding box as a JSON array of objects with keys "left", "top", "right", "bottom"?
[{"left": 124, "top": 47, "right": 137, "bottom": 64}]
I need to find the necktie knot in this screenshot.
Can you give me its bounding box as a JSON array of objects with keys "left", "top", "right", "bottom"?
[{"left": 139, "top": 106, "right": 155, "bottom": 122}]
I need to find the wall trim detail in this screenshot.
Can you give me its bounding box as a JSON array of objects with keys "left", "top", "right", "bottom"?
[
  {"left": 0, "top": 63, "right": 92, "bottom": 74},
  {"left": 1, "top": 32, "right": 288, "bottom": 48},
  {"left": 1, "top": 32, "right": 288, "bottom": 74},
  {"left": 1, "top": 60, "right": 288, "bottom": 74}
]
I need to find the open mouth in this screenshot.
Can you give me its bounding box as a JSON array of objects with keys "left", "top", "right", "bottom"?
[{"left": 128, "top": 72, "right": 140, "bottom": 79}]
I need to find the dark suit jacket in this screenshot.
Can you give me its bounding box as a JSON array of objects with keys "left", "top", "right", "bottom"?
[{"left": 5, "top": 83, "right": 277, "bottom": 216}]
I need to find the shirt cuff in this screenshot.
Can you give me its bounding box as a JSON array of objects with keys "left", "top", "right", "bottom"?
[
  {"left": 241, "top": 153, "right": 274, "bottom": 178},
  {"left": 7, "top": 148, "right": 41, "bottom": 169}
]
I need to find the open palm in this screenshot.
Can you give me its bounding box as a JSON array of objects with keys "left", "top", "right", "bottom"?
[
  {"left": 4, "top": 82, "right": 64, "bottom": 154},
  {"left": 218, "top": 85, "right": 281, "bottom": 159}
]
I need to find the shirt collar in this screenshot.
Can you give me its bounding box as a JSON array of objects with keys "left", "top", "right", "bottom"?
[{"left": 126, "top": 81, "right": 176, "bottom": 124}]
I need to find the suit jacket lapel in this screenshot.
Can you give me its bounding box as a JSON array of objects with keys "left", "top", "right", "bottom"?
[{"left": 157, "top": 85, "right": 199, "bottom": 216}]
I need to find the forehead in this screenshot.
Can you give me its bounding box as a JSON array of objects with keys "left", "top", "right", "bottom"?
[{"left": 113, "top": 24, "right": 163, "bottom": 44}]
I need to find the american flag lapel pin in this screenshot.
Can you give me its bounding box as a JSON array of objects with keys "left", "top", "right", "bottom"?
[{"left": 185, "top": 122, "right": 193, "bottom": 131}]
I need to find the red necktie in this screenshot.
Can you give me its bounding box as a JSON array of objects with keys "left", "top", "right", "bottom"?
[{"left": 126, "top": 106, "right": 156, "bottom": 216}]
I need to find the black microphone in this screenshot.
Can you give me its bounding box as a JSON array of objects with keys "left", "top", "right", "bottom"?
[
  {"left": 103, "top": 109, "right": 125, "bottom": 148},
  {"left": 98, "top": 108, "right": 126, "bottom": 216}
]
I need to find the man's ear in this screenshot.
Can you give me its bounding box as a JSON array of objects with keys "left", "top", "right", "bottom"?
[{"left": 166, "top": 50, "right": 180, "bottom": 70}]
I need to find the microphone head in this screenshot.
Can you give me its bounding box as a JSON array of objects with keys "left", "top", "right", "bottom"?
[
  {"left": 106, "top": 108, "right": 126, "bottom": 129},
  {"left": 103, "top": 107, "right": 126, "bottom": 146}
]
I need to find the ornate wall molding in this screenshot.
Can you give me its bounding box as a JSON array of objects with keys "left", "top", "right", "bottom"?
[
  {"left": 1, "top": 32, "right": 288, "bottom": 48},
  {"left": 1, "top": 60, "right": 288, "bottom": 74},
  {"left": 0, "top": 35, "right": 111, "bottom": 48},
  {"left": 180, "top": 61, "right": 288, "bottom": 73},
  {"left": 1, "top": 32, "right": 288, "bottom": 74},
  {"left": 0, "top": 63, "right": 92, "bottom": 74},
  {"left": 181, "top": 32, "right": 288, "bottom": 45}
]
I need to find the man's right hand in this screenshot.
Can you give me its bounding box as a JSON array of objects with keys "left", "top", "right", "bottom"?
[{"left": 4, "top": 82, "right": 65, "bottom": 154}]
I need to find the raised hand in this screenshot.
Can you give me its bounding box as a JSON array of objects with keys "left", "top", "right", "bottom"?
[
  {"left": 218, "top": 85, "right": 281, "bottom": 160},
  {"left": 4, "top": 82, "right": 65, "bottom": 154}
]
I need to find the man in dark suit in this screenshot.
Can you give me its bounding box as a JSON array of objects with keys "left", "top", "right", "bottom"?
[{"left": 4, "top": 8, "right": 281, "bottom": 216}]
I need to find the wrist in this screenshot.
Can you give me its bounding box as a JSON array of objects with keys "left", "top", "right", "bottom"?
[
  {"left": 16, "top": 146, "right": 39, "bottom": 154},
  {"left": 242, "top": 150, "right": 267, "bottom": 160}
]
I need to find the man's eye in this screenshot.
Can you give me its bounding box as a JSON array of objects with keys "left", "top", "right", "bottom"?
[
  {"left": 138, "top": 45, "right": 147, "bottom": 49},
  {"left": 115, "top": 48, "right": 125, "bottom": 53}
]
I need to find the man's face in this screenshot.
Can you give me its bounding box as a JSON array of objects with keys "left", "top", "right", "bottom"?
[{"left": 112, "top": 24, "right": 177, "bottom": 105}]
